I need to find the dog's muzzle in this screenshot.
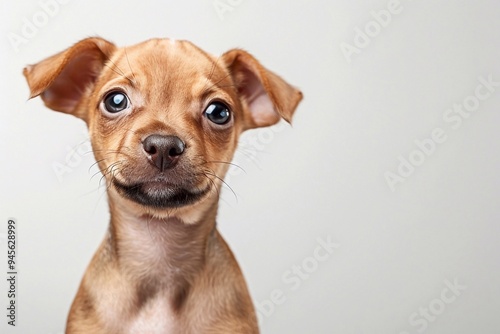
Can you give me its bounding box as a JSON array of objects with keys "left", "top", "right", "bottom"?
[{"left": 112, "top": 134, "right": 211, "bottom": 208}]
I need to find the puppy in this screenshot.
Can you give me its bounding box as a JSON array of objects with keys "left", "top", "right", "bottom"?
[{"left": 23, "top": 37, "right": 302, "bottom": 333}]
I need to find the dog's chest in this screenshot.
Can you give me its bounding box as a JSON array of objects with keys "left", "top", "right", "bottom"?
[{"left": 126, "top": 296, "right": 177, "bottom": 334}]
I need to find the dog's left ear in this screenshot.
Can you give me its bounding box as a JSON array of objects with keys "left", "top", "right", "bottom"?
[
  {"left": 222, "top": 49, "right": 303, "bottom": 129},
  {"left": 23, "top": 37, "right": 116, "bottom": 122}
]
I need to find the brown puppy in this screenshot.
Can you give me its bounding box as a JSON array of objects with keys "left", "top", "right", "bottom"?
[{"left": 23, "top": 37, "right": 302, "bottom": 333}]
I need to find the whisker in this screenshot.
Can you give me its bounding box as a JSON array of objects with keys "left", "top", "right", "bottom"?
[
  {"left": 91, "top": 167, "right": 119, "bottom": 214},
  {"left": 97, "top": 161, "right": 123, "bottom": 187},
  {"left": 200, "top": 171, "right": 221, "bottom": 198},
  {"left": 233, "top": 148, "right": 262, "bottom": 169},
  {"left": 88, "top": 149, "right": 135, "bottom": 181},
  {"left": 124, "top": 47, "right": 138, "bottom": 85},
  {"left": 203, "top": 168, "right": 238, "bottom": 203},
  {"left": 92, "top": 149, "right": 130, "bottom": 153},
  {"left": 206, "top": 72, "right": 232, "bottom": 92},
  {"left": 90, "top": 167, "right": 104, "bottom": 182},
  {"left": 88, "top": 158, "right": 108, "bottom": 174},
  {"left": 104, "top": 55, "right": 135, "bottom": 85},
  {"left": 205, "top": 55, "right": 221, "bottom": 87},
  {"left": 207, "top": 161, "right": 246, "bottom": 173},
  {"left": 104, "top": 62, "right": 126, "bottom": 80},
  {"left": 212, "top": 84, "right": 238, "bottom": 89},
  {"left": 202, "top": 55, "right": 238, "bottom": 94}
]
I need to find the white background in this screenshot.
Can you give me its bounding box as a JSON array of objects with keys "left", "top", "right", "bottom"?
[{"left": 1, "top": 1, "right": 500, "bottom": 333}]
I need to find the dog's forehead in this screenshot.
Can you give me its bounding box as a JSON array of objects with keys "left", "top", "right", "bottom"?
[
  {"left": 114, "top": 38, "right": 224, "bottom": 79},
  {"left": 99, "top": 38, "right": 233, "bottom": 107},
  {"left": 95, "top": 38, "right": 237, "bottom": 121}
]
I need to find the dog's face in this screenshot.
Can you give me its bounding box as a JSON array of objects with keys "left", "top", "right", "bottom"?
[
  {"left": 24, "top": 37, "right": 302, "bottom": 220},
  {"left": 89, "top": 39, "right": 244, "bottom": 214}
]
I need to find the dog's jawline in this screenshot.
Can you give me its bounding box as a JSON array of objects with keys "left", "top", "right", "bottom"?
[{"left": 113, "top": 179, "right": 211, "bottom": 209}]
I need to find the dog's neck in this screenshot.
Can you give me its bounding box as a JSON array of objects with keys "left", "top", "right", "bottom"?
[{"left": 106, "top": 189, "right": 218, "bottom": 288}]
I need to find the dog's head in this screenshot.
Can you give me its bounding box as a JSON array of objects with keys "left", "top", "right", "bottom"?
[{"left": 24, "top": 37, "right": 302, "bottom": 221}]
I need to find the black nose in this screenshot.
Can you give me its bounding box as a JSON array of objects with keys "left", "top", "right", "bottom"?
[{"left": 142, "top": 134, "right": 185, "bottom": 171}]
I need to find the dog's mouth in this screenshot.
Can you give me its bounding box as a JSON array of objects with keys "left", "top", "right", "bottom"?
[{"left": 113, "top": 178, "right": 211, "bottom": 209}]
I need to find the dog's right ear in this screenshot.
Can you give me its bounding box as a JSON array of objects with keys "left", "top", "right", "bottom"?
[
  {"left": 221, "top": 49, "right": 303, "bottom": 130},
  {"left": 23, "top": 37, "right": 116, "bottom": 122}
]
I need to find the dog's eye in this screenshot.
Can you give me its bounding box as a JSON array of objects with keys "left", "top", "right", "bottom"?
[
  {"left": 103, "top": 92, "right": 129, "bottom": 113},
  {"left": 204, "top": 102, "right": 231, "bottom": 125}
]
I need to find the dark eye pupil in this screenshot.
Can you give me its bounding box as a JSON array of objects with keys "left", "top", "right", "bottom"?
[
  {"left": 205, "top": 102, "right": 230, "bottom": 125},
  {"left": 104, "top": 92, "right": 128, "bottom": 113}
]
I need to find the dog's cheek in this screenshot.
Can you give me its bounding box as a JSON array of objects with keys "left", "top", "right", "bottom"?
[
  {"left": 89, "top": 118, "right": 126, "bottom": 171},
  {"left": 88, "top": 136, "right": 107, "bottom": 172},
  {"left": 204, "top": 127, "right": 239, "bottom": 176}
]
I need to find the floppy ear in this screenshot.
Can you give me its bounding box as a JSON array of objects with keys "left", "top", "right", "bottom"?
[
  {"left": 23, "top": 37, "right": 116, "bottom": 122},
  {"left": 221, "top": 49, "right": 303, "bottom": 129}
]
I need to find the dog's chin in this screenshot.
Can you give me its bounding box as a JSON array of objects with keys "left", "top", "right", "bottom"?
[{"left": 113, "top": 179, "right": 211, "bottom": 209}]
